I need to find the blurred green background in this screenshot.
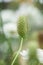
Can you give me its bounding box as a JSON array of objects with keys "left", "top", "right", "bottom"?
[{"left": 0, "top": 0, "right": 43, "bottom": 65}]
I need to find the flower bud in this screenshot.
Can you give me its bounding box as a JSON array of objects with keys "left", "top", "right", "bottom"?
[{"left": 17, "top": 16, "right": 28, "bottom": 38}]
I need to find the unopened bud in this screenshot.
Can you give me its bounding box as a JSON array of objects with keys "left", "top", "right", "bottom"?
[{"left": 17, "top": 16, "right": 28, "bottom": 38}]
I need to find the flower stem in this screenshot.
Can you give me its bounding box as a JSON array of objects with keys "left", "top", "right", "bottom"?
[{"left": 11, "top": 38, "right": 23, "bottom": 65}]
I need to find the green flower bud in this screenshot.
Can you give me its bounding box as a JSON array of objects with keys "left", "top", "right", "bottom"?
[{"left": 17, "top": 16, "right": 28, "bottom": 38}]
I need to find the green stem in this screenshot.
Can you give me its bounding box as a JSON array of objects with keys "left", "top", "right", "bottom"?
[
  {"left": 11, "top": 38, "right": 23, "bottom": 65},
  {"left": 7, "top": 39, "right": 13, "bottom": 52}
]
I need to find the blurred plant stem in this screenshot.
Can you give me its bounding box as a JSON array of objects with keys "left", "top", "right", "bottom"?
[
  {"left": 5, "top": 45, "right": 13, "bottom": 65},
  {"left": 0, "top": 11, "right": 12, "bottom": 48},
  {"left": 28, "top": 42, "right": 40, "bottom": 65},
  {"left": 0, "top": 12, "right": 13, "bottom": 65},
  {"left": 0, "top": 12, "right": 3, "bottom": 33},
  {"left": 11, "top": 38, "right": 23, "bottom": 65}
]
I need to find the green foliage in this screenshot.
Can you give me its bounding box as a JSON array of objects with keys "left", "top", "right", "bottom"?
[
  {"left": 34, "top": 0, "right": 43, "bottom": 13},
  {"left": 28, "top": 42, "right": 40, "bottom": 65},
  {"left": 0, "top": 60, "right": 5, "bottom": 65},
  {"left": 0, "top": 2, "right": 8, "bottom": 10},
  {"left": 29, "top": 59, "right": 40, "bottom": 65},
  {"left": 0, "top": 33, "right": 6, "bottom": 43},
  {"left": 4, "top": 47, "right": 13, "bottom": 65},
  {"left": 0, "top": 2, "right": 19, "bottom": 10},
  {"left": 29, "top": 42, "right": 38, "bottom": 58},
  {"left": 7, "top": 2, "right": 19, "bottom": 10}
]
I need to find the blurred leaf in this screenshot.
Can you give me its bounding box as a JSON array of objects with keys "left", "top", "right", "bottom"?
[
  {"left": 28, "top": 59, "right": 40, "bottom": 65},
  {"left": 34, "top": 0, "right": 43, "bottom": 13},
  {"left": 0, "top": 13, "right": 2, "bottom": 27},
  {"left": 5, "top": 47, "right": 13, "bottom": 65},
  {"left": 0, "top": 33, "right": 6, "bottom": 43},
  {"left": 0, "top": 2, "right": 9, "bottom": 10},
  {"left": 0, "top": 60, "right": 5, "bottom": 65},
  {"left": 5, "top": 47, "right": 20, "bottom": 65},
  {"left": 7, "top": 2, "right": 19, "bottom": 10}
]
